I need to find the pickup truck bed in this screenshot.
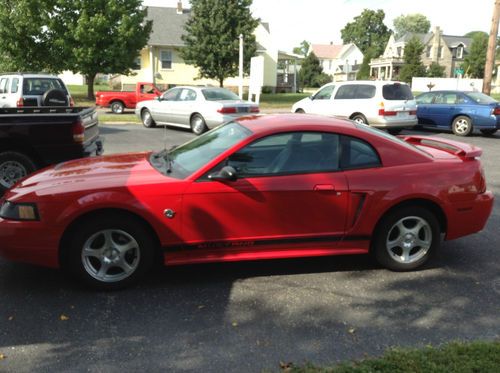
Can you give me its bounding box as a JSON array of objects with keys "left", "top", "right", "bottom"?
[{"left": 0, "top": 107, "right": 103, "bottom": 193}]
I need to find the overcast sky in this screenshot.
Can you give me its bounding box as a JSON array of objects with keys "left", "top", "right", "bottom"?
[{"left": 143, "top": 0, "right": 493, "bottom": 52}]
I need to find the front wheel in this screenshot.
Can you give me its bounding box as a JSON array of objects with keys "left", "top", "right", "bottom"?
[
  {"left": 110, "top": 101, "right": 125, "bottom": 114},
  {"left": 63, "top": 215, "right": 157, "bottom": 290},
  {"left": 373, "top": 206, "right": 440, "bottom": 271},
  {"left": 0, "top": 151, "right": 37, "bottom": 193},
  {"left": 190, "top": 114, "right": 207, "bottom": 135},
  {"left": 452, "top": 116, "right": 472, "bottom": 136},
  {"left": 480, "top": 128, "right": 497, "bottom": 136},
  {"left": 351, "top": 114, "right": 368, "bottom": 125},
  {"left": 141, "top": 109, "right": 156, "bottom": 128},
  {"left": 295, "top": 109, "right": 305, "bottom": 113}
]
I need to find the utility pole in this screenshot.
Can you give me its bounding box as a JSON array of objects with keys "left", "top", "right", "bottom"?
[
  {"left": 238, "top": 34, "right": 244, "bottom": 99},
  {"left": 483, "top": 0, "right": 500, "bottom": 95}
]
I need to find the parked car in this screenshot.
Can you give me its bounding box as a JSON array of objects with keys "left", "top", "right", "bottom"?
[
  {"left": 0, "top": 106, "right": 103, "bottom": 193},
  {"left": 0, "top": 114, "right": 493, "bottom": 290},
  {"left": 136, "top": 86, "right": 260, "bottom": 135},
  {"left": 95, "top": 82, "right": 162, "bottom": 114},
  {"left": 0, "top": 73, "right": 73, "bottom": 108},
  {"left": 291, "top": 80, "right": 417, "bottom": 134},
  {"left": 415, "top": 90, "right": 500, "bottom": 136}
]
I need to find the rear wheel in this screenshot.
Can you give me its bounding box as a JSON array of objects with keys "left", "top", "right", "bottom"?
[
  {"left": 0, "top": 151, "right": 36, "bottom": 193},
  {"left": 110, "top": 101, "right": 125, "bottom": 114},
  {"left": 63, "top": 214, "right": 157, "bottom": 290},
  {"left": 480, "top": 128, "right": 497, "bottom": 136},
  {"left": 351, "top": 114, "right": 368, "bottom": 125},
  {"left": 190, "top": 114, "right": 207, "bottom": 135},
  {"left": 452, "top": 116, "right": 472, "bottom": 136},
  {"left": 295, "top": 109, "right": 305, "bottom": 113},
  {"left": 141, "top": 109, "right": 156, "bottom": 128},
  {"left": 373, "top": 206, "right": 440, "bottom": 271}
]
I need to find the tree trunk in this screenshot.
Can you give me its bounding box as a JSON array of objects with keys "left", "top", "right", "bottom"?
[
  {"left": 86, "top": 73, "right": 97, "bottom": 100},
  {"left": 219, "top": 77, "right": 224, "bottom": 87}
]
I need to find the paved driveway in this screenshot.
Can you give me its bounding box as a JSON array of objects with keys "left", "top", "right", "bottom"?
[{"left": 0, "top": 123, "right": 499, "bottom": 372}]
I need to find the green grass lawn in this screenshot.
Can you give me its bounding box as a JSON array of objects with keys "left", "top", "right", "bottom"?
[{"left": 283, "top": 341, "right": 500, "bottom": 373}]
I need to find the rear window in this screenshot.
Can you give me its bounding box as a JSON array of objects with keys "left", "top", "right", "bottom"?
[
  {"left": 335, "top": 84, "right": 376, "bottom": 99},
  {"left": 465, "top": 92, "right": 497, "bottom": 104},
  {"left": 382, "top": 84, "right": 413, "bottom": 100},
  {"left": 22, "top": 78, "right": 68, "bottom": 95},
  {"left": 202, "top": 88, "right": 240, "bottom": 101}
]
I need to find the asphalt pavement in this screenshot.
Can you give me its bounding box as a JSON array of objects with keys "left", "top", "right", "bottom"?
[{"left": 0, "top": 121, "right": 499, "bottom": 372}]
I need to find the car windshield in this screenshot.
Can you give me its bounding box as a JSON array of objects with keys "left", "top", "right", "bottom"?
[
  {"left": 465, "top": 92, "right": 497, "bottom": 104},
  {"left": 159, "top": 121, "right": 253, "bottom": 178},
  {"left": 382, "top": 84, "right": 413, "bottom": 100},
  {"left": 202, "top": 88, "right": 240, "bottom": 101},
  {"left": 22, "top": 78, "right": 67, "bottom": 95}
]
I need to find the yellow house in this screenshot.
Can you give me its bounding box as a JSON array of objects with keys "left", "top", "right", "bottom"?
[{"left": 118, "top": 3, "right": 278, "bottom": 91}]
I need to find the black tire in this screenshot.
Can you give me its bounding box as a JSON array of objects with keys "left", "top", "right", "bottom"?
[
  {"left": 63, "top": 214, "right": 157, "bottom": 290},
  {"left": 0, "top": 151, "right": 37, "bottom": 193},
  {"left": 373, "top": 206, "right": 440, "bottom": 271},
  {"left": 295, "top": 109, "right": 305, "bottom": 113},
  {"left": 42, "top": 88, "right": 69, "bottom": 106},
  {"left": 388, "top": 128, "right": 402, "bottom": 135},
  {"left": 480, "top": 128, "right": 497, "bottom": 136},
  {"left": 110, "top": 101, "right": 125, "bottom": 114},
  {"left": 452, "top": 115, "right": 473, "bottom": 136},
  {"left": 141, "top": 109, "right": 156, "bottom": 128},
  {"left": 351, "top": 114, "right": 368, "bottom": 125},
  {"left": 190, "top": 113, "right": 207, "bottom": 135}
]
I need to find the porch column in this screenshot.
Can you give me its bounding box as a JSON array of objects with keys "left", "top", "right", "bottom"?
[
  {"left": 293, "top": 59, "right": 297, "bottom": 93},
  {"left": 149, "top": 47, "right": 155, "bottom": 84},
  {"left": 388, "top": 65, "right": 393, "bottom": 80},
  {"left": 378, "top": 67, "right": 381, "bottom": 79}
]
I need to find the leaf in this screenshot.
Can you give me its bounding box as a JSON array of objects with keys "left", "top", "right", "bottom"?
[
  {"left": 198, "top": 305, "right": 205, "bottom": 309},
  {"left": 7, "top": 316, "right": 13, "bottom": 321},
  {"left": 0, "top": 353, "right": 5, "bottom": 360},
  {"left": 232, "top": 322, "right": 238, "bottom": 327},
  {"left": 348, "top": 328, "right": 356, "bottom": 334},
  {"left": 60, "top": 314, "right": 70, "bottom": 321}
]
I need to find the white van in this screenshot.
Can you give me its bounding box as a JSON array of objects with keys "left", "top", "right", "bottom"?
[
  {"left": 0, "top": 73, "right": 73, "bottom": 108},
  {"left": 292, "top": 80, "right": 417, "bottom": 134}
]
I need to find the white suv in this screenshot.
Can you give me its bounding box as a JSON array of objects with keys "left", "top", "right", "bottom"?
[
  {"left": 0, "top": 73, "right": 73, "bottom": 108},
  {"left": 292, "top": 80, "right": 417, "bottom": 134}
]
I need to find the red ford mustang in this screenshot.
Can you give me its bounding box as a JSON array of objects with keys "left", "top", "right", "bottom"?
[{"left": 0, "top": 115, "right": 493, "bottom": 289}]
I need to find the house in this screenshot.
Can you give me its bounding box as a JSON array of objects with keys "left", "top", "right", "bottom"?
[
  {"left": 369, "top": 26, "right": 472, "bottom": 80},
  {"left": 309, "top": 43, "right": 363, "bottom": 81},
  {"left": 117, "top": 2, "right": 285, "bottom": 92}
]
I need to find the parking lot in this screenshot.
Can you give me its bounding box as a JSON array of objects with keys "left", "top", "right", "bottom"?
[{"left": 1, "top": 121, "right": 499, "bottom": 372}]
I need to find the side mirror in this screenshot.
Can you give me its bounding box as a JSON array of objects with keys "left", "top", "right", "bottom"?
[
  {"left": 157, "top": 96, "right": 163, "bottom": 101},
  {"left": 208, "top": 166, "right": 237, "bottom": 182}
]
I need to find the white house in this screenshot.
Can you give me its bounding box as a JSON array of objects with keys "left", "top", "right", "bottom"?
[{"left": 310, "top": 43, "right": 363, "bottom": 81}]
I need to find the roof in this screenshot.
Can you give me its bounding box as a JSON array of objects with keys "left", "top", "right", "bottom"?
[
  {"left": 146, "top": 6, "right": 191, "bottom": 46},
  {"left": 310, "top": 44, "right": 344, "bottom": 59},
  {"left": 395, "top": 33, "right": 432, "bottom": 44},
  {"left": 442, "top": 35, "right": 472, "bottom": 48}
]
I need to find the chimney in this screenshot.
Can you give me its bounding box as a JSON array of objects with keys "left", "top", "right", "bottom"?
[
  {"left": 432, "top": 26, "right": 441, "bottom": 62},
  {"left": 176, "top": 1, "right": 183, "bottom": 14}
]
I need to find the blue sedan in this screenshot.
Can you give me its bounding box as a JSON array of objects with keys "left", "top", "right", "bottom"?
[{"left": 415, "top": 90, "right": 500, "bottom": 136}]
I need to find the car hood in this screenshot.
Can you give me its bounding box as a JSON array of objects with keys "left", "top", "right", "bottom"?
[{"left": 7, "top": 152, "right": 172, "bottom": 199}]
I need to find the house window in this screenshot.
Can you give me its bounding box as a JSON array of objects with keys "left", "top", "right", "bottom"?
[
  {"left": 438, "top": 46, "right": 444, "bottom": 59},
  {"left": 426, "top": 46, "right": 432, "bottom": 58},
  {"left": 329, "top": 60, "right": 332, "bottom": 70},
  {"left": 397, "top": 47, "right": 402, "bottom": 57},
  {"left": 161, "top": 50, "right": 173, "bottom": 69},
  {"left": 457, "top": 46, "right": 463, "bottom": 59},
  {"left": 132, "top": 56, "right": 141, "bottom": 70}
]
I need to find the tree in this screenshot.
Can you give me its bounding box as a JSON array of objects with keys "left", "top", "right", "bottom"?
[
  {"left": 181, "top": 0, "right": 259, "bottom": 88},
  {"left": 298, "top": 52, "right": 331, "bottom": 88},
  {"left": 293, "top": 40, "right": 310, "bottom": 57},
  {"left": 357, "top": 46, "right": 378, "bottom": 79},
  {"left": 0, "top": 0, "right": 152, "bottom": 99},
  {"left": 399, "top": 37, "right": 426, "bottom": 83},
  {"left": 393, "top": 14, "right": 431, "bottom": 39},
  {"left": 427, "top": 62, "right": 446, "bottom": 78},
  {"left": 463, "top": 33, "right": 488, "bottom": 78},
  {"left": 341, "top": 9, "right": 391, "bottom": 57}
]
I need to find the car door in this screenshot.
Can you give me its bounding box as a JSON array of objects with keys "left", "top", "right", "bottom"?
[
  {"left": 152, "top": 87, "right": 181, "bottom": 123},
  {"left": 416, "top": 92, "right": 437, "bottom": 125},
  {"left": 180, "top": 131, "right": 349, "bottom": 253},
  {"left": 138, "top": 83, "right": 160, "bottom": 103},
  {"left": 308, "top": 85, "right": 335, "bottom": 115},
  {"left": 431, "top": 92, "right": 459, "bottom": 128},
  {"left": 0, "top": 77, "right": 10, "bottom": 107},
  {"left": 169, "top": 88, "right": 197, "bottom": 126}
]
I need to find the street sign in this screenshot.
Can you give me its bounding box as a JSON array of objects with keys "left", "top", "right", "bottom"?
[{"left": 455, "top": 68, "right": 464, "bottom": 75}]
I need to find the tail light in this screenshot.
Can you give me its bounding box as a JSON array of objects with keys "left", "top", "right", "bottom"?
[
  {"left": 250, "top": 106, "right": 260, "bottom": 113},
  {"left": 478, "top": 166, "right": 487, "bottom": 193},
  {"left": 72, "top": 119, "right": 85, "bottom": 143},
  {"left": 70, "top": 97, "right": 75, "bottom": 107},
  {"left": 217, "top": 107, "right": 237, "bottom": 114},
  {"left": 409, "top": 110, "right": 417, "bottom": 115},
  {"left": 378, "top": 108, "right": 397, "bottom": 116},
  {"left": 492, "top": 107, "right": 500, "bottom": 115},
  {"left": 16, "top": 97, "right": 24, "bottom": 107}
]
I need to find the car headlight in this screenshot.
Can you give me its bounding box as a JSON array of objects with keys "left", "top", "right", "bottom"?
[{"left": 0, "top": 201, "right": 39, "bottom": 221}]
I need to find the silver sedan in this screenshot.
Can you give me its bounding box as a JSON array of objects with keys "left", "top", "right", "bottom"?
[{"left": 135, "top": 86, "right": 260, "bottom": 135}]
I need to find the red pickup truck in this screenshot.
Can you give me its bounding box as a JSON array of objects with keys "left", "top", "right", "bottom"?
[{"left": 95, "top": 82, "right": 163, "bottom": 114}]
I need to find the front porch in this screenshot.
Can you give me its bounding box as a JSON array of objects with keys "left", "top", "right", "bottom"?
[{"left": 369, "top": 57, "right": 404, "bottom": 80}]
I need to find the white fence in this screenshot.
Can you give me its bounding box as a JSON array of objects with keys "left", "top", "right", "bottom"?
[{"left": 411, "top": 77, "right": 483, "bottom": 92}]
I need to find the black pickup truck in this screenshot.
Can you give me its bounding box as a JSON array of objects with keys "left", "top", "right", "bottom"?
[{"left": 0, "top": 107, "right": 103, "bottom": 193}]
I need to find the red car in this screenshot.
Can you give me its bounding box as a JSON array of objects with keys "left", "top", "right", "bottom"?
[
  {"left": 95, "top": 82, "right": 162, "bottom": 114},
  {"left": 0, "top": 115, "right": 493, "bottom": 289}
]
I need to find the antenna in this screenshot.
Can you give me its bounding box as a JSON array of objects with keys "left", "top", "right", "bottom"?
[{"left": 163, "top": 124, "right": 168, "bottom": 152}]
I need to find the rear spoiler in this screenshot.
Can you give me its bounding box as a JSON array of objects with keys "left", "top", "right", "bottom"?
[{"left": 398, "top": 135, "right": 482, "bottom": 159}]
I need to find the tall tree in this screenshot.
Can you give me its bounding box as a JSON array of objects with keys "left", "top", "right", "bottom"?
[
  {"left": 298, "top": 52, "right": 331, "bottom": 88},
  {"left": 341, "top": 9, "right": 391, "bottom": 57},
  {"left": 399, "top": 37, "right": 426, "bottom": 83},
  {"left": 393, "top": 14, "right": 431, "bottom": 39},
  {"left": 181, "top": 0, "right": 259, "bottom": 87},
  {"left": 357, "top": 46, "right": 378, "bottom": 79},
  {"left": 427, "top": 62, "right": 446, "bottom": 78},
  {"left": 293, "top": 40, "right": 310, "bottom": 57},
  {"left": 463, "top": 33, "right": 489, "bottom": 78}
]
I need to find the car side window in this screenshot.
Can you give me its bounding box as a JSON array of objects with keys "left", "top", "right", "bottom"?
[
  {"left": 313, "top": 85, "right": 335, "bottom": 100},
  {"left": 340, "top": 136, "right": 381, "bottom": 169},
  {"left": 179, "top": 88, "right": 197, "bottom": 101},
  {"left": 11, "top": 78, "right": 19, "bottom": 94},
  {"left": 222, "top": 132, "right": 340, "bottom": 177},
  {"left": 416, "top": 92, "right": 435, "bottom": 104},
  {"left": 435, "top": 93, "right": 458, "bottom": 104},
  {"left": 0, "top": 78, "right": 9, "bottom": 94}
]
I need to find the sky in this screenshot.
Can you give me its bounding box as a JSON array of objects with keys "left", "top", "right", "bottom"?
[{"left": 143, "top": 0, "right": 493, "bottom": 52}]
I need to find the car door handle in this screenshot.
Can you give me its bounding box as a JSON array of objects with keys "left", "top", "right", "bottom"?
[{"left": 314, "top": 184, "right": 335, "bottom": 191}]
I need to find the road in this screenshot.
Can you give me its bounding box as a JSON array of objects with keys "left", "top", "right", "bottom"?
[{"left": 1, "top": 122, "right": 499, "bottom": 372}]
